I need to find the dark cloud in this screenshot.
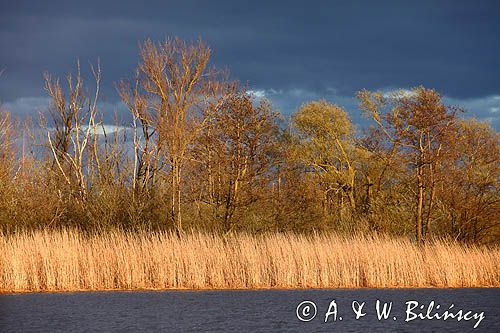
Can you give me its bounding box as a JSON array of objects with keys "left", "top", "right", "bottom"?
[{"left": 1, "top": 0, "right": 499, "bottom": 127}]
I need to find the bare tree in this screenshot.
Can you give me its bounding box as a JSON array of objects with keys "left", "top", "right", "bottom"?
[
  {"left": 118, "top": 74, "right": 156, "bottom": 196},
  {"left": 136, "top": 38, "right": 227, "bottom": 233},
  {"left": 195, "top": 91, "right": 278, "bottom": 232},
  {"left": 44, "top": 61, "right": 101, "bottom": 201},
  {"left": 439, "top": 119, "right": 500, "bottom": 243},
  {"left": 358, "top": 87, "right": 458, "bottom": 243},
  {"left": 0, "top": 111, "right": 13, "bottom": 181}
]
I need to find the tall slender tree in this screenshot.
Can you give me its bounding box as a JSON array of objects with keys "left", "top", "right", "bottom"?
[
  {"left": 136, "top": 38, "right": 228, "bottom": 233},
  {"left": 358, "top": 87, "right": 458, "bottom": 243},
  {"left": 195, "top": 92, "right": 278, "bottom": 232}
]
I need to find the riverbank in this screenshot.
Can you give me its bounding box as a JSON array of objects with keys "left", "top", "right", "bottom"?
[{"left": 1, "top": 230, "right": 499, "bottom": 292}]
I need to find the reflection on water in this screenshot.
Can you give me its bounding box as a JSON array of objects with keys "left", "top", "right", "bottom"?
[{"left": 0, "top": 288, "right": 499, "bottom": 332}]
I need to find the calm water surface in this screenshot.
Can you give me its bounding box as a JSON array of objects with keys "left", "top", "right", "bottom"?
[{"left": 1, "top": 288, "right": 499, "bottom": 332}]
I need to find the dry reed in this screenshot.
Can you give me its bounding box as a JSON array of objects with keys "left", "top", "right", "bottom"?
[{"left": 0, "top": 230, "right": 499, "bottom": 292}]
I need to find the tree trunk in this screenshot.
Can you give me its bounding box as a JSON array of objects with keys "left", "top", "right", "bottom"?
[
  {"left": 171, "top": 157, "right": 182, "bottom": 234},
  {"left": 365, "top": 176, "right": 373, "bottom": 213},
  {"left": 347, "top": 188, "right": 356, "bottom": 211},
  {"left": 424, "top": 164, "right": 436, "bottom": 241},
  {"left": 416, "top": 164, "right": 424, "bottom": 244}
]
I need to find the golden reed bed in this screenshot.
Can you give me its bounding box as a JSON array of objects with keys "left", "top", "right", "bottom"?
[{"left": 0, "top": 230, "right": 499, "bottom": 292}]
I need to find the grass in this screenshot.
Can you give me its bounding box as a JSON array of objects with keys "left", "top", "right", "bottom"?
[{"left": 0, "top": 229, "right": 499, "bottom": 292}]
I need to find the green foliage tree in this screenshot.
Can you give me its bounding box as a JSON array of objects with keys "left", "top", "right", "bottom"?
[{"left": 289, "top": 100, "right": 359, "bottom": 220}]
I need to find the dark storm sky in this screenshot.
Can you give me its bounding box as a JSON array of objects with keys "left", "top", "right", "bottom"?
[{"left": 1, "top": 0, "right": 499, "bottom": 128}]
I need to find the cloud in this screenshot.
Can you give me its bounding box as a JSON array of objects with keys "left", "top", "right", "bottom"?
[
  {"left": 246, "top": 90, "right": 266, "bottom": 98},
  {"left": 382, "top": 89, "right": 418, "bottom": 99},
  {"left": 253, "top": 87, "right": 500, "bottom": 130},
  {"left": 2, "top": 1, "right": 500, "bottom": 104},
  {"left": 373, "top": 88, "right": 500, "bottom": 129},
  {"left": 444, "top": 94, "right": 500, "bottom": 129},
  {"left": 246, "top": 86, "right": 362, "bottom": 125},
  {"left": 3, "top": 88, "right": 499, "bottom": 131},
  {"left": 2, "top": 97, "right": 50, "bottom": 118},
  {"left": 2, "top": 96, "right": 131, "bottom": 124}
]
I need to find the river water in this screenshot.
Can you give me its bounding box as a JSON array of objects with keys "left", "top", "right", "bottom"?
[{"left": 1, "top": 288, "right": 499, "bottom": 332}]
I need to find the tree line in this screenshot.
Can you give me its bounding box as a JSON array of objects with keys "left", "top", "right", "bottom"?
[{"left": 0, "top": 38, "right": 498, "bottom": 244}]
